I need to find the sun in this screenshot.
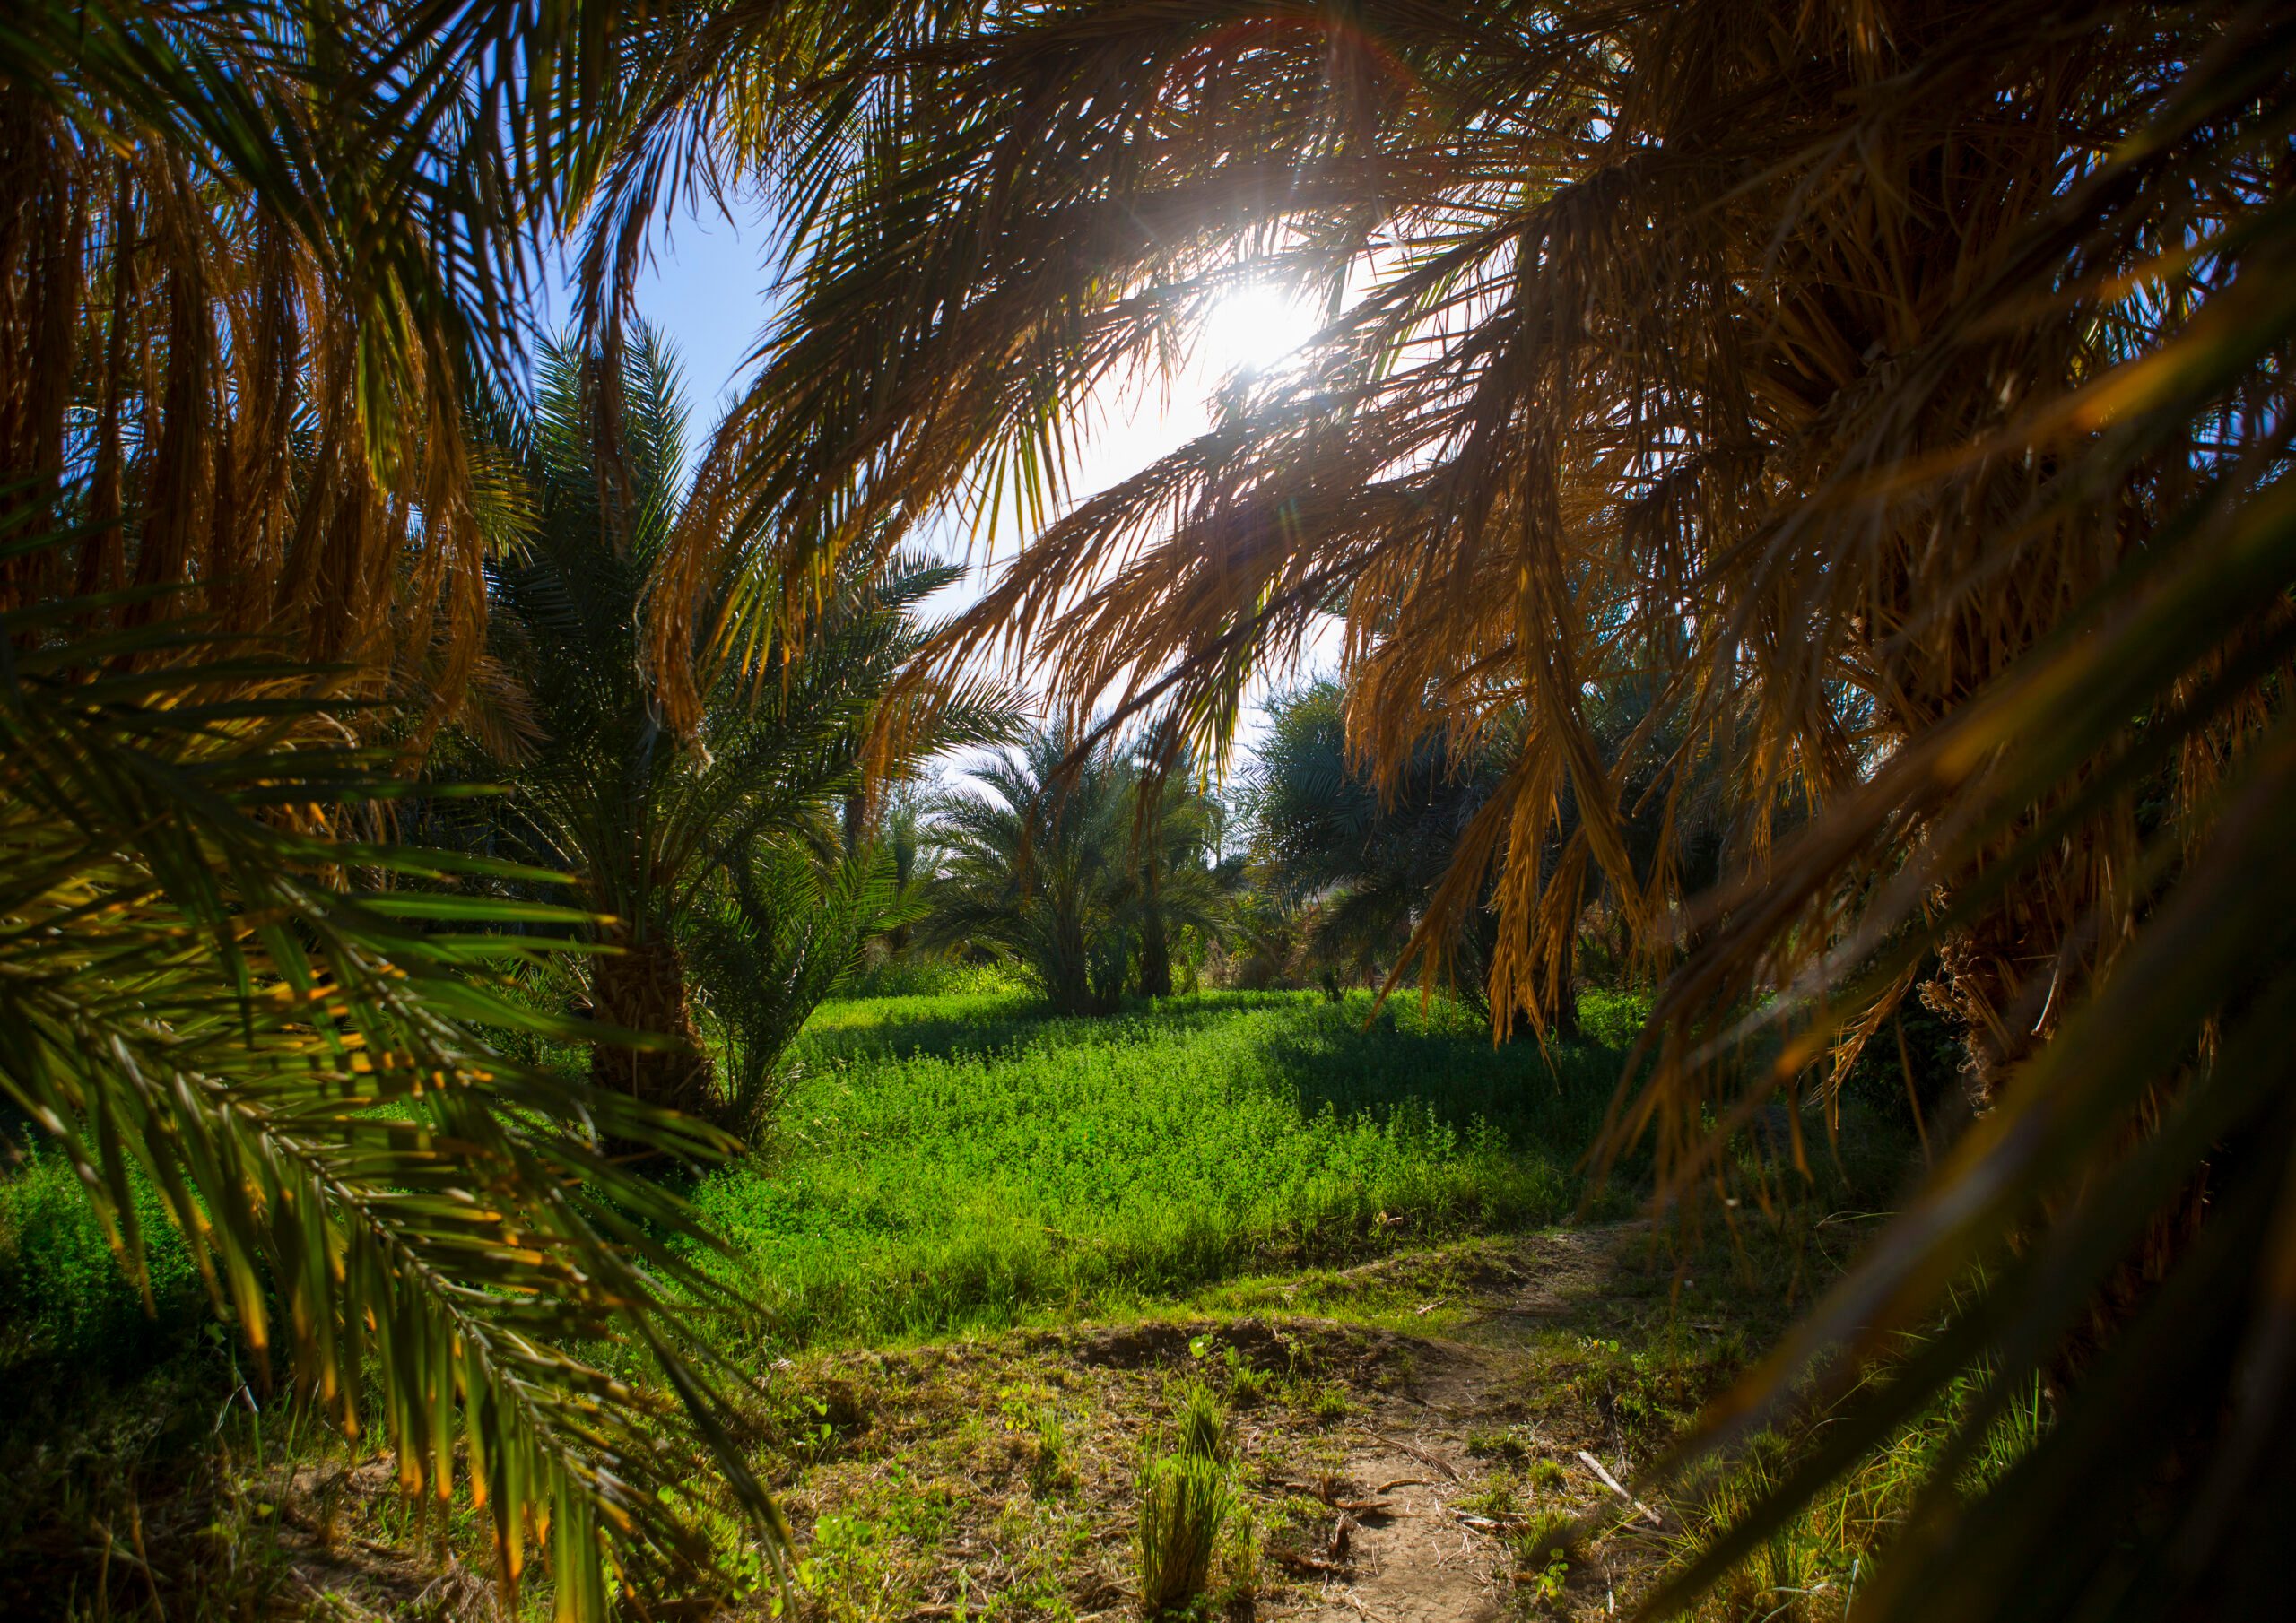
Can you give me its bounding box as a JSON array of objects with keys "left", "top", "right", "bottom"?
[{"left": 1200, "top": 282, "right": 1320, "bottom": 377}]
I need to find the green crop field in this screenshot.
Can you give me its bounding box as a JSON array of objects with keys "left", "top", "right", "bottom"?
[
  {"left": 0, "top": 988, "right": 1644, "bottom": 1380},
  {"left": 692, "top": 988, "right": 1643, "bottom": 1350}
]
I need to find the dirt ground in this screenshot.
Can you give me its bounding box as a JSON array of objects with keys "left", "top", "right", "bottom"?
[
  {"left": 737, "top": 1221, "right": 1786, "bottom": 1623},
  {"left": 257, "top": 1219, "right": 1813, "bottom": 1621}
]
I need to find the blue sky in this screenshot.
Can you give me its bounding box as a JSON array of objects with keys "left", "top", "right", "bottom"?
[
  {"left": 552, "top": 201, "right": 1337, "bottom": 770},
  {"left": 540, "top": 202, "right": 781, "bottom": 422}
]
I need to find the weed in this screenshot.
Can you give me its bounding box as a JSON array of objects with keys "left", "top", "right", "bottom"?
[
  {"left": 997, "top": 1386, "right": 1075, "bottom": 1493},
  {"left": 1219, "top": 1346, "right": 1271, "bottom": 1406},
  {"left": 1457, "top": 1472, "right": 1523, "bottom": 1520},
  {"left": 797, "top": 1513, "right": 905, "bottom": 1622},
  {"left": 1214, "top": 1503, "right": 1265, "bottom": 1605},
  {"left": 1466, "top": 1424, "right": 1533, "bottom": 1465},
  {"left": 1513, "top": 1508, "right": 1581, "bottom": 1606},
  {"left": 1137, "top": 1454, "right": 1232, "bottom": 1617}
]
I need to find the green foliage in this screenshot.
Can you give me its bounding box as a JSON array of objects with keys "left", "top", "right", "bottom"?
[
  {"left": 841, "top": 959, "right": 1031, "bottom": 1002},
  {"left": 1576, "top": 988, "right": 1656, "bottom": 1054},
  {"left": 1136, "top": 1453, "right": 1231, "bottom": 1617},
  {"left": 693, "top": 991, "right": 1618, "bottom": 1349},
  {"left": 1243, "top": 680, "right": 1510, "bottom": 997},
  {"left": 0, "top": 1143, "right": 200, "bottom": 1383},
  {"left": 922, "top": 728, "right": 1226, "bottom": 1013},
  {"left": 1243, "top": 681, "right": 1726, "bottom": 1026},
  {"left": 685, "top": 844, "right": 915, "bottom": 1137},
  {"left": 0, "top": 598, "right": 772, "bottom": 1616}
]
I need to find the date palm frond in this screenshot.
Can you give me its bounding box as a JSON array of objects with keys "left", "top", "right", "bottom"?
[
  {"left": 597, "top": 3, "right": 2296, "bottom": 1614},
  {"left": 0, "top": 586, "right": 781, "bottom": 1616}
]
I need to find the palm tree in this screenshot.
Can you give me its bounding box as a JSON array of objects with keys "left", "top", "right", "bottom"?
[
  {"left": 0, "top": 585, "right": 777, "bottom": 1617},
  {"left": 585, "top": 4, "right": 2296, "bottom": 1614},
  {"left": 450, "top": 326, "right": 1014, "bottom": 1123},
  {"left": 1, "top": 7, "right": 789, "bottom": 1612},
  {"left": 924, "top": 729, "right": 1225, "bottom": 1013},
  {"left": 1246, "top": 681, "right": 1516, "bottom": 1011},
  {"left": 1128, "top": 758, "right": 1231, "bottom": 998}
]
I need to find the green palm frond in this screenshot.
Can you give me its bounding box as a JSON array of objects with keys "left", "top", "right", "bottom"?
[
  {"left": 684, "top": 839, "right": 916, "bottom": 1135},
  {"left": 0, "top": 586, "right": 778, "bottom": 1616}
]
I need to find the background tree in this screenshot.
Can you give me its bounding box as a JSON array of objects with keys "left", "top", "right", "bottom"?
[
  {"left": 1126, "top": 752, "right": 1230, "bottom": 998},
  {"left": 449, "top": 327, "right": 1013, "bottom": 1123},
  {"left": 1246, "top": 679, "right": 1732, "bottom": 1034},
  {"left": 923, "top": 729, "right": 1225, "bottom": 1013},
  {"left": 1245, "top": 681, "right": 1516, "bottom": 1012}
]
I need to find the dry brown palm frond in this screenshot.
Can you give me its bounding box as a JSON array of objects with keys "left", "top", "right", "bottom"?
[
  {"left": 1, "top": 0, "right": 639, "bottom": 729},
  {"left": 0, "top": 94, "right": 482, "bottom": 730},
  {"left": 671, "top": 0, "right": 2282, "bottom": 1050},
  {"left": 606, "top": 1, "right": 2296, "bottom": 1615}
]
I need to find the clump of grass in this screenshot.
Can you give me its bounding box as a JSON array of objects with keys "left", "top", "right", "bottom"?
[
  {"left": 1457, "top": 1471, "right": 1522, "bottom": 1520},
  {"left": 1215, "top": 1503, "right": 1265, "bottom": 1607},
  {"left": 1465, "top": 1423, "right": 1533, "bottom": 1464},
  {"left": 1527, "top": 1456, "right": 1570, "bottom": 1492},
  {"left": 1515, "top": 1507, "right": 1581, "bottom": 1603},
  {"left": 1218, "top": 1346, "right": 1271, "bottom": 1406},
  {"left": 1137, "top": 1454, "right": 1231, "bottom": 1616},
  {"left": 1174, "top": 1382, "right": 1227, "bottom": 1462}
]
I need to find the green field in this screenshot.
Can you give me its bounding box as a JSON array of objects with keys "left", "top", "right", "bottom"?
[
  {"left": 0, "top": 988, "right": 1640, "bottom": 1380},
  {"left": 692, "top": 987, "right": 1639, "bottom": 1350}
]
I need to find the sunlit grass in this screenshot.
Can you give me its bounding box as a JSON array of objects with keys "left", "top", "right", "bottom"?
[{"left": 694, "top": 989, "right": 1634, "bottom": 1349}]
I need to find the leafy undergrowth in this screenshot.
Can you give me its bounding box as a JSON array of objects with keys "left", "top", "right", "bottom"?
[{"left": 692, "top": 990, "right": 1639, "bottom": 1350}]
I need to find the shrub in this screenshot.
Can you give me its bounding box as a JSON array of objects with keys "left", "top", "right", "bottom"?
[{"left": 843, "top": 958, "right": 1030, "bottom": 1001}]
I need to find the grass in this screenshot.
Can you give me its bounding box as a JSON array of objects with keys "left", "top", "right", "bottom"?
[
  {"left": 0, "top": 1141, "right": 204, "bottom": 1385},
  {"left": 1670, "top": 1360, "right": 2048, "bottom": 1622},
  {"left": 1135, "top": 1453, "right": 1231, "bottom": 1616},
  {"left": 0, "top": 982, "right": 1936, "bottom": 1620},
  {"left": 691, "top": 988, "right": 1636, "bottom": 1350}
]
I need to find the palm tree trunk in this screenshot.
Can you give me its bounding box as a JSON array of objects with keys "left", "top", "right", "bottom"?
[
  {"left": 1046, "top": 906, "right": 1093, "bottom": 1015},
  {"left": 589, "top": 927, "right": 712, "bottom": 1117},
  {"left": 1137, "top": 907, "right": 1173, "bottom": 999}
]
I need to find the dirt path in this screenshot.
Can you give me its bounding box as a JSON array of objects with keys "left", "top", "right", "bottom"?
[
  {"left": 1287, "top": 1437, "right": 1505, "bottom": 1623},
  {"left": 1271, "top": 1226, "right": 1668, "bottom": 1622}
]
